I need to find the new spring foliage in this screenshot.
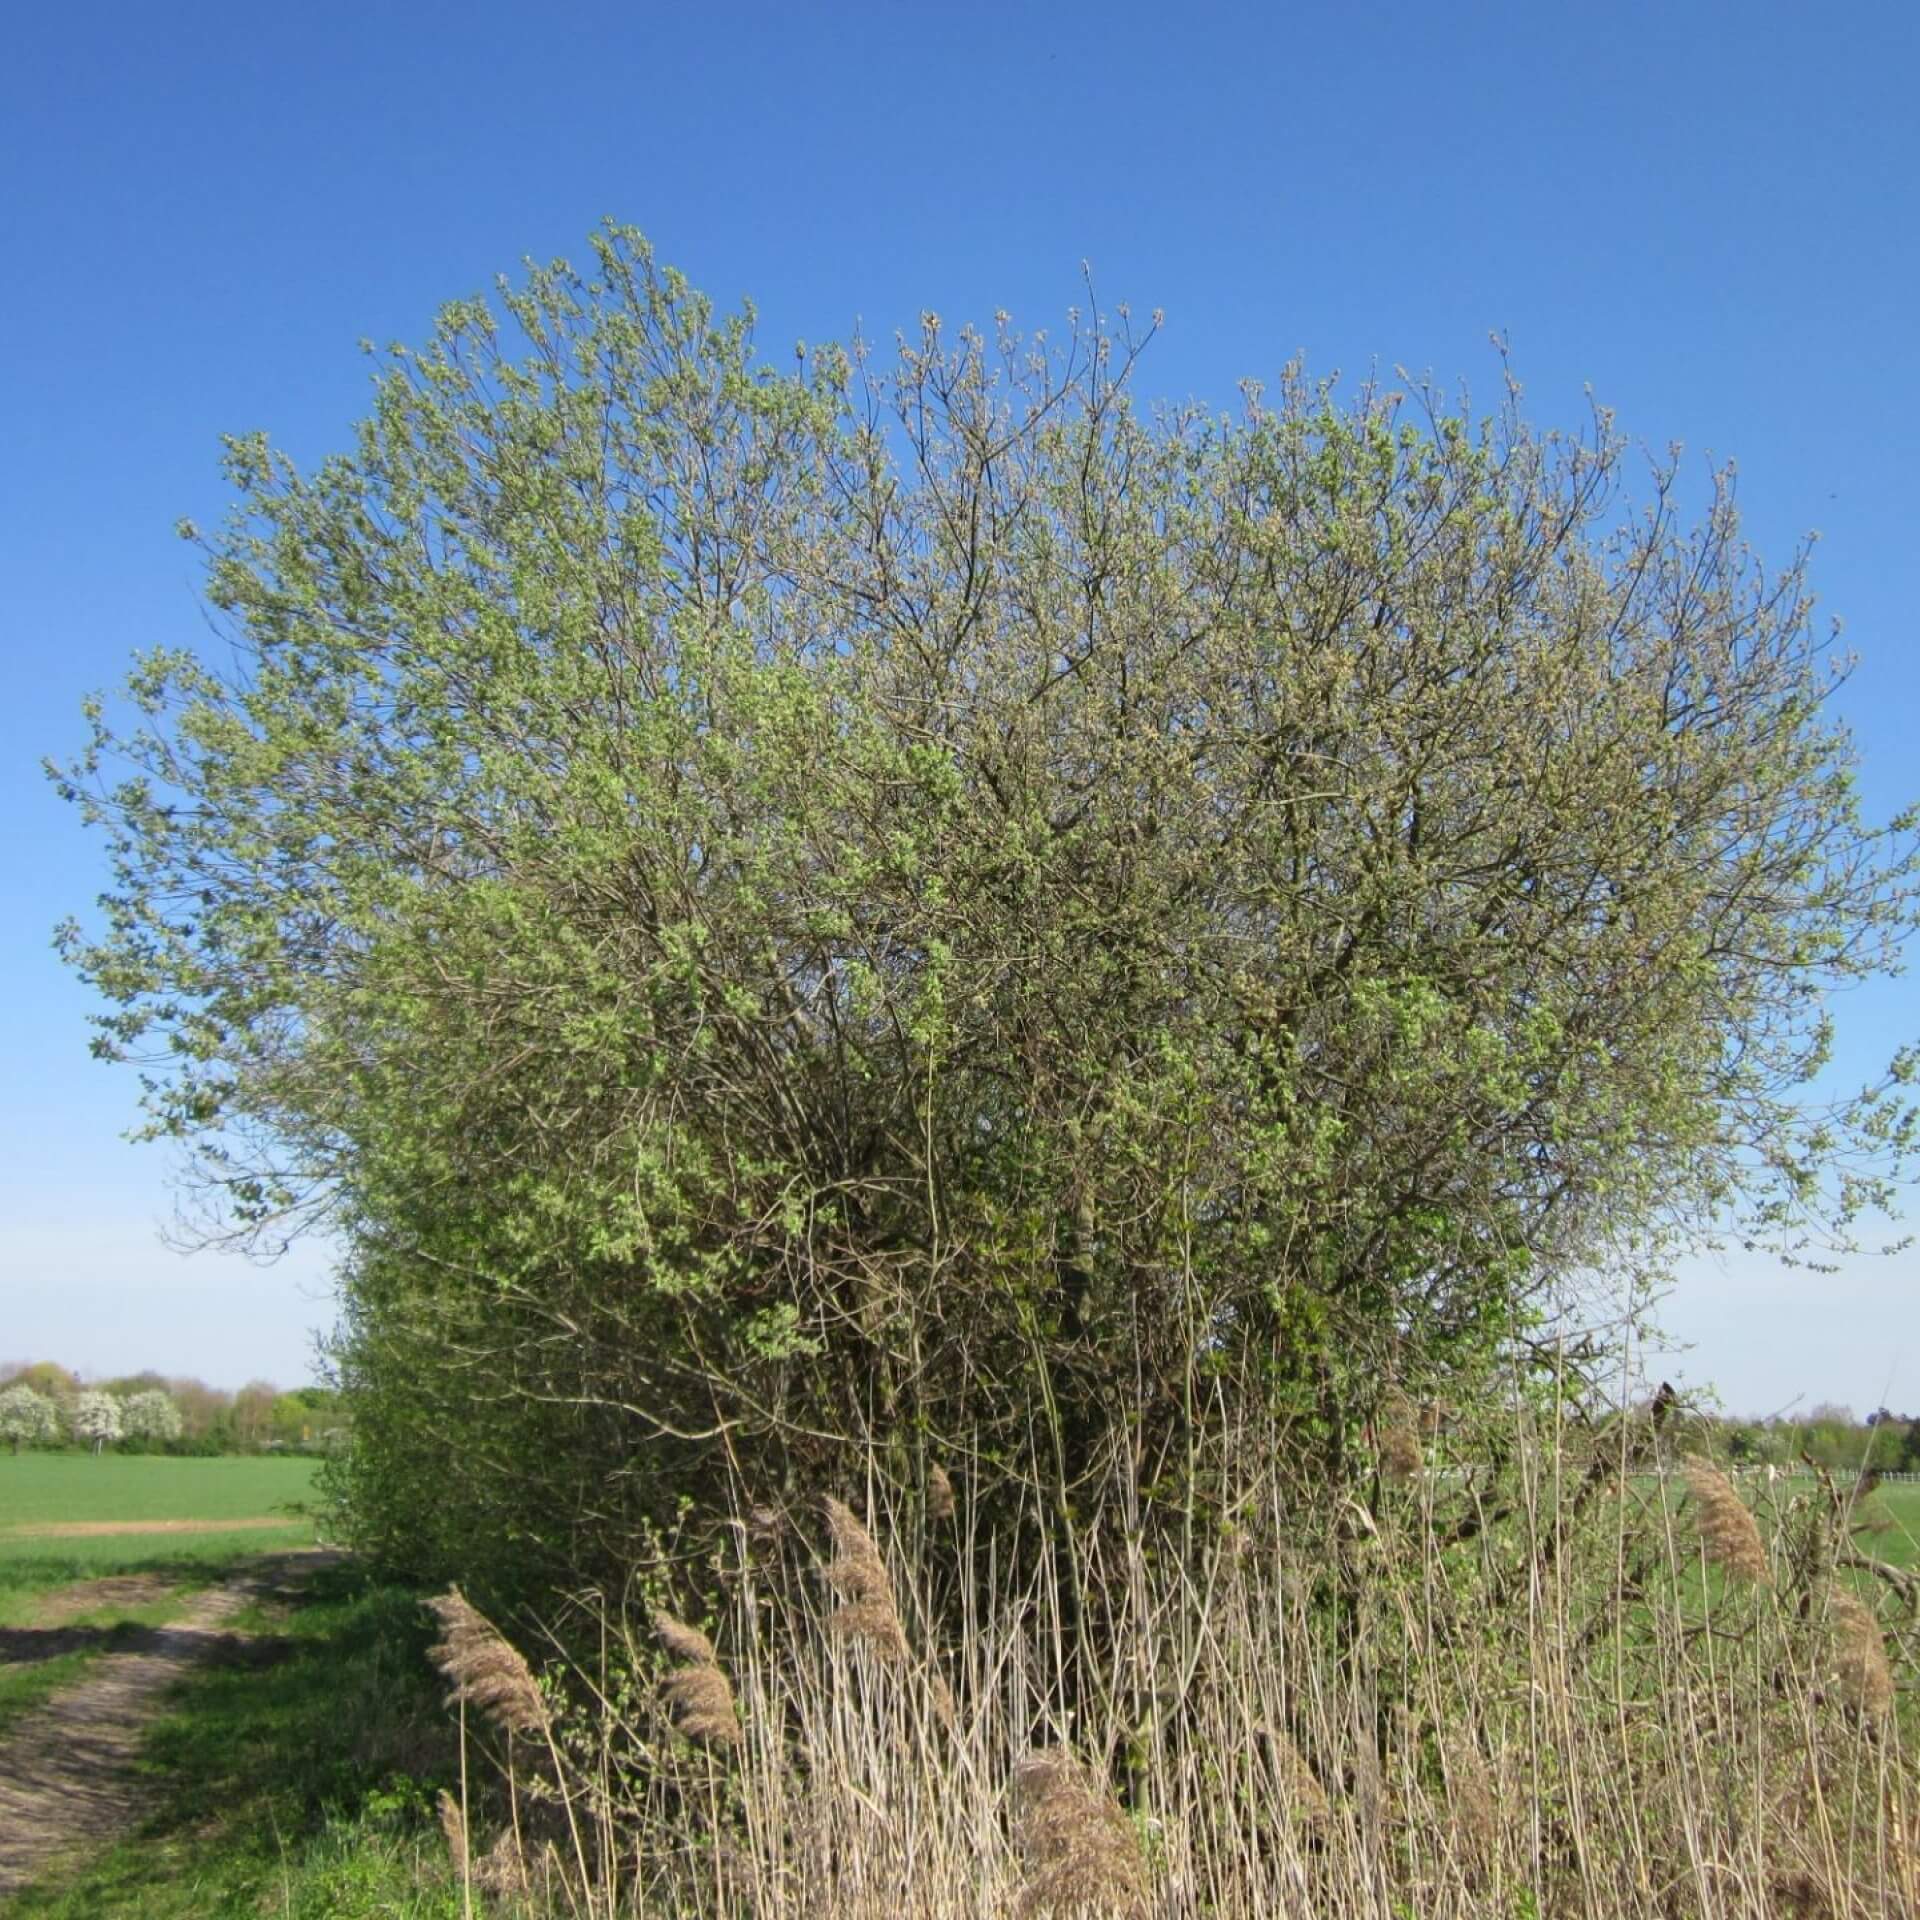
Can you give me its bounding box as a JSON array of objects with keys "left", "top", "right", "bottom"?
[{"left": 55, "top": 225, "right": 1920, "bottom": 1588}]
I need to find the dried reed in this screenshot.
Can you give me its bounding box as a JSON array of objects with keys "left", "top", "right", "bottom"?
[
  {"left": 426, "top": 1587, "right": 550, "bottom": 1735},
  {"left": 653, "top": 1611, "right": 719, "bottom": 1669},
  {"left": 1256, "top": 1722, "right": 1331, "bottom": 1829},
  {"left": 436, "top": 1785, "right": 466, "bottom": 1866},
  {"left": 436, "top": 1788, "right": 530, "bottom": 1899},
  {"left": 1012, "top": 1748, "right": 1150, "bottom": 1920},
  {"left": 1826, "top": 1588, "right": 1894, "bottom": 1717},
  {"left": 427, "top": 1586, "right": 591, "bottom": 1900},
  {"left": 1444, "top": 1737, "right": 1496, "bottom": 1868},
  {"left": 1683, "top": 1458, "right": 1770, "bottom": 1584},
  {"left": 654, "top": 1609, "right": 742, "bottom": 1748},
  {"left": 423, "top": 1421, "right": 1919, "bottom": 1919},
  {"left": 1377, "top": 1388, "right": 1423, "bottom": 1483},
  {"left": 822, "top": 1494, "right": 910, "bottom": 1663},
  {"left": 928, "top": 1462, "right": 956, "bottom": 1523}
]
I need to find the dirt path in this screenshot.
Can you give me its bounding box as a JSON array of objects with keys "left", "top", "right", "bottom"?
[
  {"left": 2, "top": 1515, "right": 298, "bottom": 1540},
  {"left": 0, "top": 1550, "right": 337, "bottom": 1900}
]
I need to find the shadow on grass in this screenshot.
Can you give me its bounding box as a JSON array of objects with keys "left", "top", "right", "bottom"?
[
  {"left": 4, "top": 1560, "right": 466, "bottom": 1919},
  {"left": 0, "top": 1552, "right": 240, "bottom": 1591},
  {"left": 0, "top": 1620, "right": 293, "bottom": 1667}
]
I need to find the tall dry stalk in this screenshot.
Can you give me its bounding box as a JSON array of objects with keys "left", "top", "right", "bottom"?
[
  {"left": 425, "top": 1586, "right": 592, "bottom": 1903},
  {"left": 426, "top": 1423, "right": 1915, "bottom": 1920}
]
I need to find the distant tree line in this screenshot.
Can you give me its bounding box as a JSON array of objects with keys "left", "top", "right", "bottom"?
[
  {"left": 1701, "top": 1403, "right": 1920, "bottom": 1474},
  {"left": 0, "top": 1360, "right": 346, "bottom": 1455}
]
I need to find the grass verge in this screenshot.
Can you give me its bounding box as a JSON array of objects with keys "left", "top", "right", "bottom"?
[{"left": 3, "top": 1560, "right": 464, "bottom": 1919}]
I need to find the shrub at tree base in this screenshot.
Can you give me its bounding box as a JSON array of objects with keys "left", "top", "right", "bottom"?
[{"left": 55, "top": 227, "right": 1919, "bottom": 1607}]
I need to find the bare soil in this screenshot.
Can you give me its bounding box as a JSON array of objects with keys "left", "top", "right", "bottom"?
[
  {"left": 0, "top": 1550, "right": 336, "bottom": 1899},
  {"left": 2, "top": 1515, "right": 299, "bottom": 1540}
]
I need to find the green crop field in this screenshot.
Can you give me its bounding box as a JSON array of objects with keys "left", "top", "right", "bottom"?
[
  {"left": 0, "top": 1454, "right": 321, "bottom": 1594},
  {"left": 0, "top": 1454, "right": 319, "bottom": 1532}
]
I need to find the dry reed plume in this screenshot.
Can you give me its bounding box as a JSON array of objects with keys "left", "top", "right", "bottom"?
[
  {"left": 1826, "top": 1588, "right": 1894, "bottom": 1717},
  {"left": 435, "top": 1785, "right": 465, "bottom": 1866},
  {"left": 1377, "top": 1388, "right": 1423, "bottom": 1483},
  {"left": 822, "top": 1495, "right": 910, "bottom": 1663},
  {"left": 426, "top": 1586, "right": 592, "bottom": 1898},
  {"left": 1683, "top": 1457, "right": 1771, "bottom": 1583},
  {"left": 654, "top": 1610, "right": 742, "bottom": 1748},
  {"left": 1013, "top": 1748, "right": 1150, "bottom": 1920},
  {"left": 436, "top": 1789, "right": 530, "bottom": 1900},
  {"left": 426, "top": 1587, "right": 549, "bottom": 1734},
  {"left": 1442, "top": 1736, "right": 1496, "bottom": 1866},
  {"left": 927, "top": 1462, "right": 956, "bottom": 1523},
  {"left": 1256, "top": 1722, "right": 1331, "bottom": 1829}
]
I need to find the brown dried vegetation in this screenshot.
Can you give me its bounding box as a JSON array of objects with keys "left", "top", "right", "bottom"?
[
  {"left": 424, "top": 1587, "right": 548, "bottom": 1736},
  {"left": 423, "top": 1429, "right": 1915, "bottom": 1919},
  {"left": 1684, "top": 1457, "right": 1771, "bottom": 1584},
  {"left": 821, "top": 1495, "right": 910, "bottom": 1664},
  {"left": 1377, "top": 1389, "right": 1424, "bottom": 1484},
  {"left": 927, "top": 1462, "right": 956, "bottom": 1524},
  {"left": 1012, "top": 1749, "right": 1149, "bottom": 1920},
  {"left": 1826, "top": 1588, "right": 1894, "bottom": 1718},
  {"left": 653, "top": 1610, "right": 742, "bottom": 1749}
]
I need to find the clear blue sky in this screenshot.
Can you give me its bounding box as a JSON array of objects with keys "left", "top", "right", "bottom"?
[{"left": 2, "top": 1, "right": 1914, "bottom": 1408}]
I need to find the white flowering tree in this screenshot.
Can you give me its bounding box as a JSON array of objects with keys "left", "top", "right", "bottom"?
[
  {"left": 71, "top": 1390, "right": 124, "bottom": 1455},
  {"left": 0, "top": 1384, "right": 60, "bottom": 1453},
  {"left": 122, "top": 1388, "right": 183, "bottom": 1445}
]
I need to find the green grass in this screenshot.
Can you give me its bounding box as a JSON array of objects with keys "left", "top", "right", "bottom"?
[
  {"left": 0, "top": 1455, "right": 320, "bottom": 1534},
  {"left": 0, "top": 1525, "right": 317, "bottom": 1573},
  {"left": 1850, "top": 1478, "right": 1920, "bottom": 1568},
  {"left": 2, "top": 1561, "right": 466, "bottom": 1919}
]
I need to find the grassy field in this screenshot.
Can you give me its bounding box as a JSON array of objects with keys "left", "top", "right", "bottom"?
[
  {"left": 0, "top": 1455, "right": 319, "bottom": 1535},
  {"left": 1849, "top": 1478, "right": 1920, "bottom": 1565},
  {"left": 0, "top": 1456, "right": 319, "bottom": 1592},
  {"left": 0, "top": 1452, "right": 450, "bottom": 1919}
]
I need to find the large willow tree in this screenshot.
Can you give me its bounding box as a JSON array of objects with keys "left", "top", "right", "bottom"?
[{"left": 56, "top": 227, "right": 1918, "bottom": 1590}]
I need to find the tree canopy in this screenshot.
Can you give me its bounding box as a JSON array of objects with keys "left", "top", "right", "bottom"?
[
  {"left": 56, "top": 226, "right": 1919, "bottom": 1587},
  {"left": 69, "top": 1390, "right": 123, "bottom": 1452},
  {"left": 0, "top": 1385, "right": 59, "bottom": 1451}
]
